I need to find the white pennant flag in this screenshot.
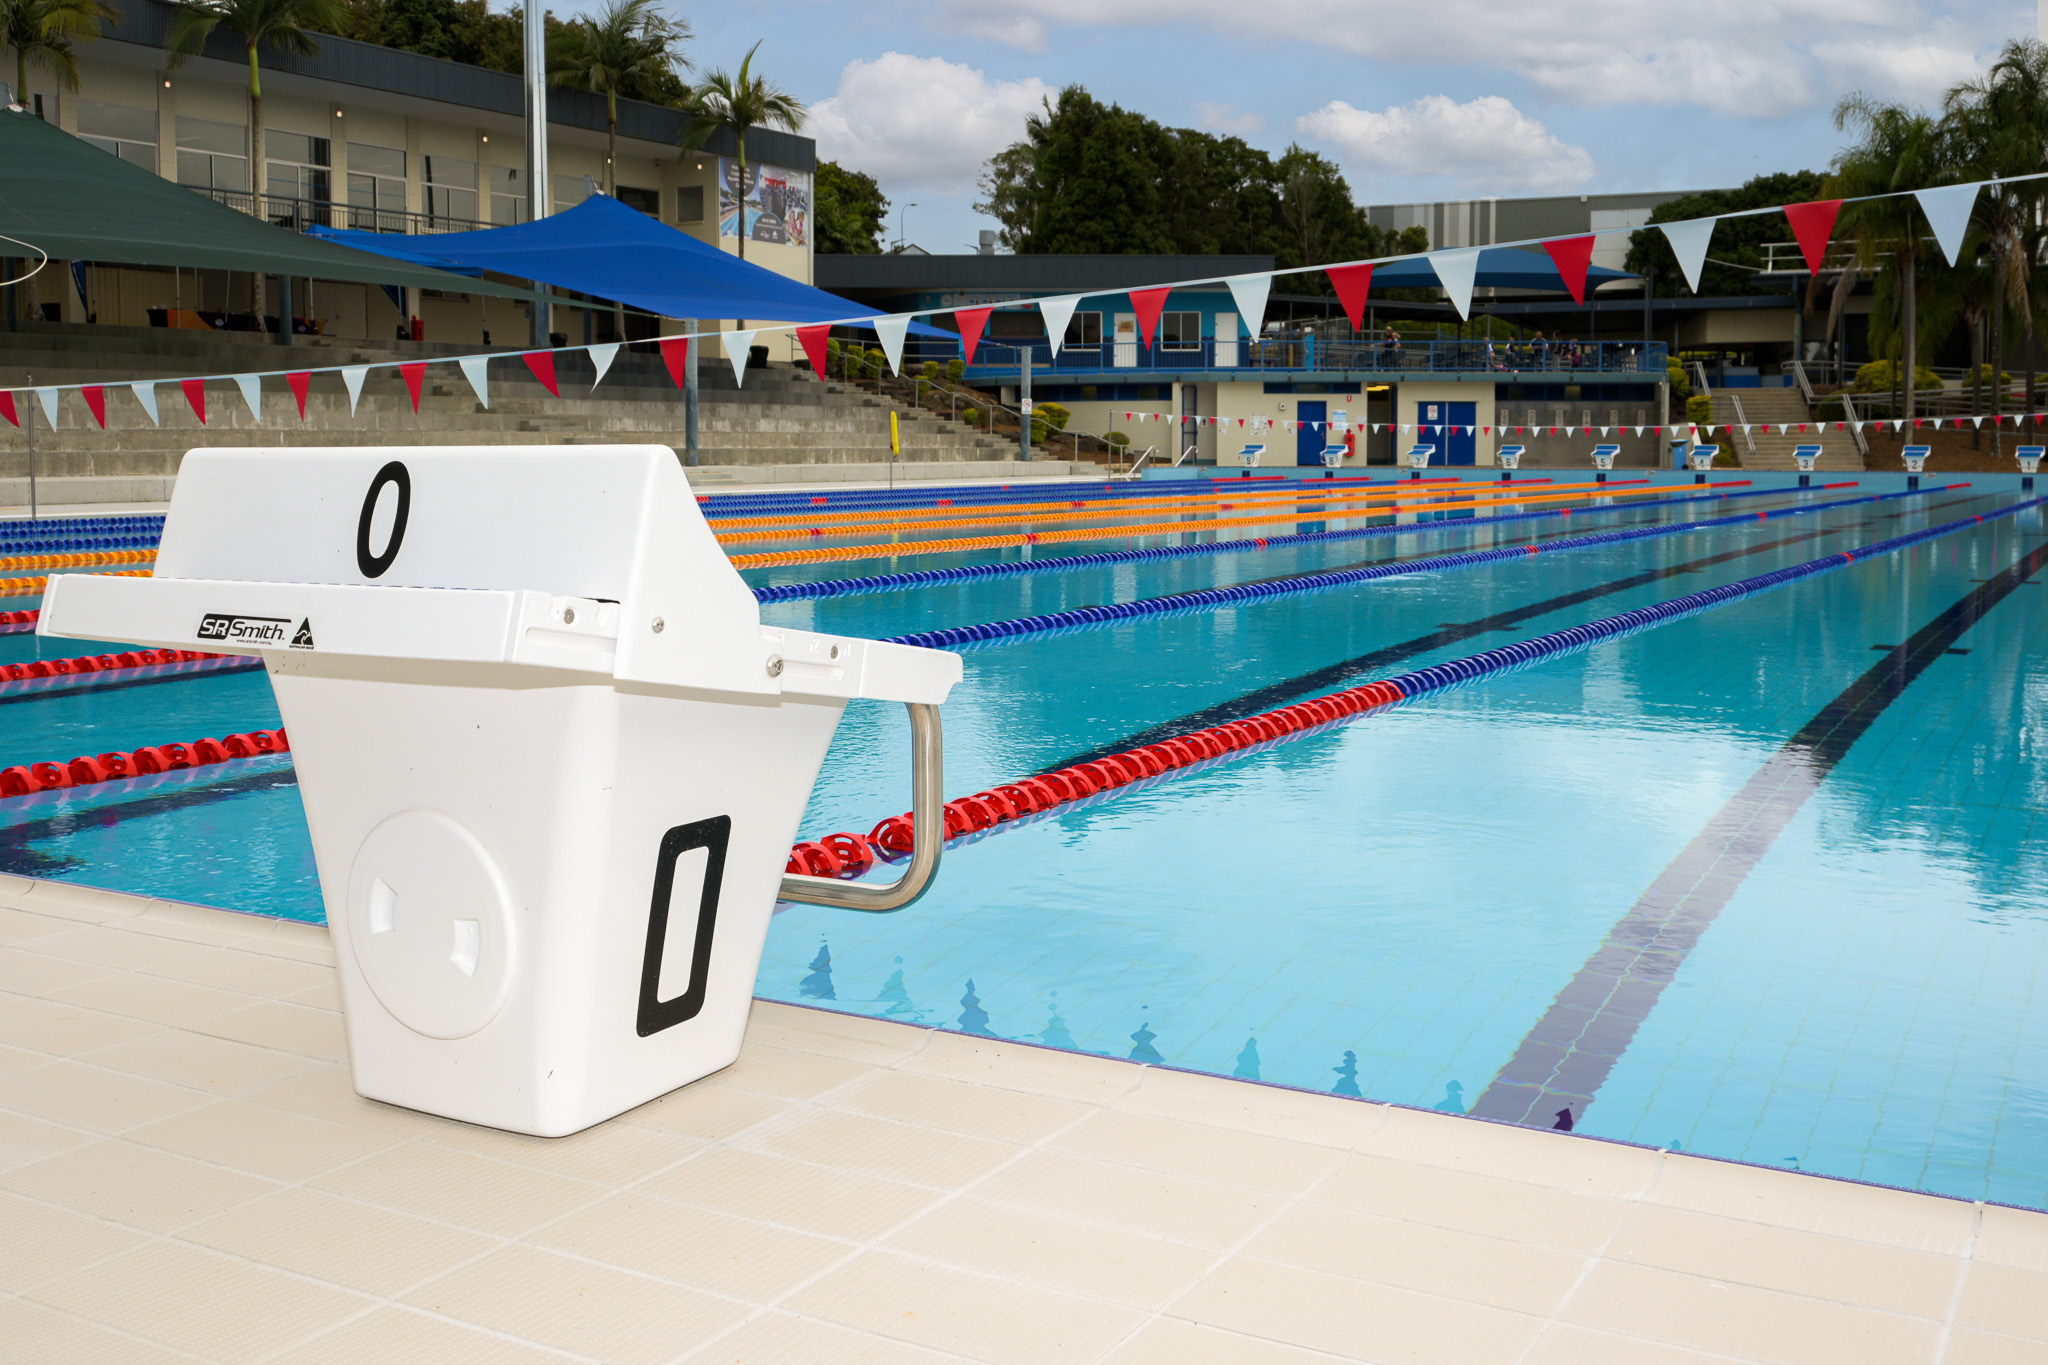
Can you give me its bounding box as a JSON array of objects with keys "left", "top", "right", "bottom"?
[
  {"left": 458, "top": 356, "right": 490, "bottom": 407},
  {"left": 871, "top": 315, "right": 910, "bottom": 374},
  {"left": 1037, "top": 297, "right": 1079, "bottom": 358},
  {"left": 33, "top": 387, "right": 58, "bottom": 428},
  {"left": 1703, "top": 425, "right": 1716, "bottom": 436},
  {"left": 1427, "top": 248, "right": 1483, "bottom": 319},
  {"left": 1972, "top": 416, "right": 1984, "bottom": 429},
  {"left": 341, "top": 365, "right": 369, "bottom": 414},
  {"left": 587, "top": 343, "right": 619, "bottom": 389},
  {"left": 130, "top": 381, "right": 159, "bottom": 425},
  {"left": 1223, "top": 275, "right": 1271, "bottom": 340},
  {"left": 1660, "top": 217, "right": 1717, "bottom": 293},
  {"left": 1600, "top": 426, "right": 1610, "bottom": 436},
  {"left": 231, "top": 374, "right": 261, "bottom": 421},
  {"left": 1915, "top": 183, "right": 1979, "bottom": 268},
  {"left": 1635, "top": 426, "right": 1645, "bottom": 437},
  {"left": 1741, "top": 425, "right": 1752, "bottom": 437},
  {"left": 726, "top": 330, "right": 757, "bottom": 388},
  {"left": 1564, "top": 426, "right": 1575, "bottom": 436}
]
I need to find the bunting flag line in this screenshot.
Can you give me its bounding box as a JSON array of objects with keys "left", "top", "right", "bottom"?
[
  {"left": 286, "top": 372, "right": 310, "bottom": 420},
  {"left": 458, "top": 356, "right": 490, "bottom": 408},
  {"left": 0, "top": 391, "right": 15, "bottom": 428},
  {"left": 34, "top": 387, "right": 59, "bottom": 429},
  {"left": 1428, "top": 248, "right": 1482, "bottom": 320},
  {"left": 180, "top": 378, "right": 206, "bottom": 425},
  {"left": 231, "top": 374, "right": 261, "bottom": 422},
  {"left": 399, "top": 362, "right": 427, "bottom": 413},
  {"left": 1223, "top": 275, "right": 1271, "bottom": 339},
  {"left": 794, "top": 326, "right": 830, "bottom": 378},
  {"left": 659, "top": 337, "right": 689, "bottom": 388},
  {"left": 726, "top": 330, "right": 757, "bottom": 388},
  {"left": 1543, "top": 236, "right": 1596, "bottom": 306},
  {"left": 1129, "top": 287, "right": 1170, "bottom": 347},
  {"left": 131, "top": 381, "right": 159, "bottom": 425},
  {"left": 1660, "top": 217, "right": 1716, "bottom": 293},
  {"left": 522, "top": 351, "right": 559, "bottom": 398},
  {"left": 588, "top": 342, "right": 620, "bottom": 390},
  {"left": 1784, "top": 199, "right": 1843, "bottom": 274},
  {"left": 1038, "top": 297, "right": 1080, "bottom": 359},
  {"left": 1915, "top": 183, "right": 1978, "bottom": 268},
  {"left": 341, "top": 366, "right": 368, "bottom": 415},
  {"left": 1327, "top": 263, "right": 1374, "bottom": 330},
  {"left": 81, "top": 385, "right": 106, "bottom": 429},
  {"left": 956, "top": 307, "right": 991, "bottom": 367}
]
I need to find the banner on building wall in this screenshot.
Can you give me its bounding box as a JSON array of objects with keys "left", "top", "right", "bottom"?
[{"left": 719, "top": 159, "right": 811, "bottom": 247}]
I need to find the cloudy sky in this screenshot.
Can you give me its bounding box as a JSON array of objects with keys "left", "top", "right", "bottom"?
[{"left": 648, "top": 0, "right": 2030, "bottom": 253}]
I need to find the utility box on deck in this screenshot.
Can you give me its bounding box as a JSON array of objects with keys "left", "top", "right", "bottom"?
[{"left": 38, "top": 446, "right": 961, "bottom": 1136}]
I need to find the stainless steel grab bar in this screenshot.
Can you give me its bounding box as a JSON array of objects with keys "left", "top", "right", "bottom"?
[{"left": 777, "top": 701, "right": 944, "bottom": 912}]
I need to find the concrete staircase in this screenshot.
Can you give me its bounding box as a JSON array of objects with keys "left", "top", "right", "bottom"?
[
  {"left": 1709, "top": 387, "right": 1862, "bottom": 471},
  {"left": 0, "top": 322, "right": 1074, "bottom": 490}
]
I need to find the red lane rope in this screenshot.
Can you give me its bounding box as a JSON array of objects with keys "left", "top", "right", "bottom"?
[
  {"left": 1, "top": 646, "right": 236, "bottom": 681},
  {"left": 0, "top": 729, "right": 291, "bottom": 798}
]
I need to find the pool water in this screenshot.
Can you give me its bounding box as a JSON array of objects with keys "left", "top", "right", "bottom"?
[{"left": 6, "top": 482, "right": 2046, "bottom": 1208}]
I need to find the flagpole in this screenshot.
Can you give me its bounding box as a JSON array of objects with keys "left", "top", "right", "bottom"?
[{"left": 523, "top": 0, "right": 550, "bottom": 348}]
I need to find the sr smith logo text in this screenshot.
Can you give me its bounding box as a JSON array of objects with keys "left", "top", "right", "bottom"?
[{"left": 196, "top": 613, "right": 299, "bottom": 646}]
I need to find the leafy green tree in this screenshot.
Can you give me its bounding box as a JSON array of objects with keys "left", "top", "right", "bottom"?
[
  {"left": 3, "top": 0, "right": 118, "bottom": 99},
  {"left": 679, "top": 40, "right": 805, "bottom": 261},
  {"left": 548, "top": 0, "right": 689, "bottom": 195},
  {"left": 815, "top": 159, "right": 886, "bottom": 253},
  {"left": 167, "top": 0, "right": 348, "bottom": 323},
  {"left": 1622, "top": 171, "right": 1828, "bottom": 297}
]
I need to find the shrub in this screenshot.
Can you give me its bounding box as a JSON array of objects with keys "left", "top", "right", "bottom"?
[
  {"left": 1667, "top": 362, "right": 1691, "bottom": 403},
  {"left": 1816, "top": 395, "right": 1845, "bottom": 422},
  {"left": 921, "top": 360, "right": 941, "bottom": 382},
  {"left": 1029, "top": 401, "right": 1072, "bottom": 444},
  {"left": 825, "top": 338, "right": 841, "bottom": 359},
  {"left": 1853, "top": 359, "right": 1941, "bottom": 393},
  {"left": 946, "top": 357, "right": 965, "bottom": 383},
  {"left": 865, "top": 347, "right": 885, "bottom": 369},
  {"left": 961, "top": 405, "right": 981, "bottom": 425},
  {"left": 1104, "top": 430, "right": 1130, "bottom": 453},
  {"left": 1684, "top": 395, "right": 1712, "bottom": 425}
]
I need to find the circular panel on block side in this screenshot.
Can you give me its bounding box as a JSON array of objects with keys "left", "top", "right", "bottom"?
[{"left": 346, "top": 810, "right": 517, "bottom": 1040}]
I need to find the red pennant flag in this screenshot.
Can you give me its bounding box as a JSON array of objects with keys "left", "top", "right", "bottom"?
[
  {"left": 1784, "top": 199, "right": 1843, "bottom": 274},
  {"left": 795, "top": 325, "right": 831, "bottom": 377},
  {"left": 286, "top": 371, "right": 311, "bottom": 419},
  {"left": 400, "top": 362, "right": 426, "bottom": 412},
  {"left": 1327, "top": 263, "right": 1374, "bottom": 329},
  {"left": 956, "top": 306, "right": 992, "bottom": 366},
  {"left": 181, "top": 378, "right": 207, "bottom": 425},
  {"left": 1129, "top": 287, "right": 1170, "bottom": 347},
  {"left": 522, "top": 351, "right": 558, "bottom": 397},
  {"left": 0, "top": 391, "right": 17, "bottom": 428},
  {"left": 81, "top": 385, "right": 106, "bottom": 429},
  {"left": 659, "top": 337, "right": 689, "bottom": 387},
  {"left": 1543, "top": 235, "right": 1597, "bottom": 305}
]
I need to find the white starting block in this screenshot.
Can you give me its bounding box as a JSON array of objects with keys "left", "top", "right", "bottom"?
[
  {"left": 1686, "top": 445, "right": 1718, "bottom": 472},
  {"left": 1589, "top": 443, "right": 1620, "bottom": 481},
  {"left": 1901, "top": 443, "right": 1930, "bottom": 488},
  {"left": 36, "top": 446, "right": 961, "bottom": 1137},
  {"left": 1495, "top": 444, "right": 1524, "bottom": 481},
  {"left": 1318, "top": 444, "right": 1346, "bottom": 478},
  {"left": 2018, "top": 445, "right": 2043, "bottom": 488},
  {"left": 1236, "top": 442, "right": 1266, "bottom": 476},
  {"left": 1791, "top": 443, "right": 1822, "bottom": 485},
  {"left": 1404, "top": 443, "right": 1436, "bottom": 479}
]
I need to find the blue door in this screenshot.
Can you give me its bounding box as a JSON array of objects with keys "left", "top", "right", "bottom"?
[
  {"left": 1295, "top": 400, "right": 1327, "bottom": 465},
  {"left": 1445, "top": 401, "right": 1476, "bottom": 465}
]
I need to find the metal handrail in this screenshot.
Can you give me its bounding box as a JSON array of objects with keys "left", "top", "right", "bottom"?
[
  {"left": 948, "top": 337, "right": 1668, "bottom": 382},
  {"left": 1840, "top": 390, "right": 1870, "bottom": 461},
  {"left": 189, "top": 184, "right": 495, "bottom": 236},
  {"left": 779, "top": 701, "right": 944, "bottom": 912},
  {"left": 1789, "top": 360, "right": 1816, "bottom": 406},
  {"left": 1690, "top": 361, "right": 1712, "bottom": 397},
  {"left": 1115, "top": 444, "right": 1159, "bottom": 478},
  {"left": 1729, "top": 393, "right": 1758, "bottom": 458}
]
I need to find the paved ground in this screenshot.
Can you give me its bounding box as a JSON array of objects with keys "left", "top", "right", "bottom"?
[{"left": 2, "top": 874, "right": 2045, "bottom": 1364}]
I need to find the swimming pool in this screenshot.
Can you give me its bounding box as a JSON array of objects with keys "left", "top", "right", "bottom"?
[{"left": 6, "top": 477, "right": 2046, "bottom": 1209}]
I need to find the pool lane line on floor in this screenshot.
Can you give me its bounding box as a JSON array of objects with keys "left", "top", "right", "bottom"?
[
  {"left": 800, "top": 499, "right": 2045, "bottom": 875},
  {"left": 1038, "top": 494, "right": 1996, "bottom": 771},
  {"left": 1469, "top": 520, "right": 2048, "bottom": 1134},
  {"left": 0, "top": 761, "right": 299, "bottom": 881},
  {"left": 881, "top": 486, "right": 1945, "bottom": 654},
  {"left": 750, "top": 482, "right": 1797, "bottom": 604}
]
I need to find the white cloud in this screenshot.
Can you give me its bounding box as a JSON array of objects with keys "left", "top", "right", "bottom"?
[
  {"left": 1194, "top": 101, "right": 1264, "bottom": 134},
  {"left": 928, "top": 0, "right": 1991, "bottom": 118},
  {"left": 810, "top": 53, "right": 1053, "bottom": 193},
  {"left": 1298, "top": 95, "right": 1596, "bottom": 192}
]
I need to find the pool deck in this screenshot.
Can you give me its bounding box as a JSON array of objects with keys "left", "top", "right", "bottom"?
[{"left": 3, "top": 876, "right": 2045, "bottom": 1365}]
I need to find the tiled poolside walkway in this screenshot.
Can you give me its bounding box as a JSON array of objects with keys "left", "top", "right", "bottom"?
[{"left": 2, "top": 874, "right": 2045, "bottom": 1364}]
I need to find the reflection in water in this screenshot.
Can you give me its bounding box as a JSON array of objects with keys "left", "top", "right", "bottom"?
[
  {"left": 1040, "top": 993, "right": 1077, "bottom": 1048},
  {"left": 798, "top": 940, "right": 835, "bottom": 999},
  {"left": 877, "top": 956, "right": 914, "bottom": 1015},
  {"left": 1435, "top": 1080, "right": 1465, "bottom": 1114},
  {"left": 1233, "top": 1037, "right": 1261, "bottom": 1080},
  {"left": 1128, "top": 1011, "right": 1165, "bottom": 1063},
  {"left": 957, "top": 979, "right": 993, "bottom": 1035},
  {"left": 1332, "top": 1051, "right": 1362, "bottom": 1097}
]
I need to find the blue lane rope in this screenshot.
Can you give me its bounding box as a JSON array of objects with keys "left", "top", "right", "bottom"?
[
  {"left": 755, "top": 484, "right": 1879, "bottom": 606},
  {"left": 0, "top": 514, "right": 164, "bottom": 555},
  {"left": 879, "top": 485, "right": 1978, "bottom": 652}
]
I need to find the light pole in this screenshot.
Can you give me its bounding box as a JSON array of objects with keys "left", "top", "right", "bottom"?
[
  {"left": 523, "top": 0, "right": 550, "bottom": 346},
  {"left": 896, "top": 203, "right": 917, "bottom": 251}
]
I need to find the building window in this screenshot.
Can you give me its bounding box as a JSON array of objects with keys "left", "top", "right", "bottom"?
[
  {"left": 422, "top": 154, "right": 478, "bottom": 226},
  {"left": 264, "top": 130, "right": 330, "bottom": 217},
  {"left": 616, "top": 184, "right": 658, "bottom": 216},
  {"left": 1159, "top": 311, "right": 1201, "bottom": 350},
  {"left": 176, "top": 115, "right": 247, "bottom": 191},
  {"left": 489, "top": 165, "right": 527, "bottom": 224},
  {"left": 1065, "top": 311, "right": 1102, "bottom": 347},
  {"left": 552, "top": 173, "right": 596, "bottom": 212},
  {"left": 347, "top": 143, "right": 406, "bottom": 229},
  {"left": 676, "top": 185, "right": 704, "bottom": 222},
  {"left": 77, "top": 100, "right": 156, "bottom": 169}
]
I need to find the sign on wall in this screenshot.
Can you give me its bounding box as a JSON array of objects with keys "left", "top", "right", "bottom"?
[{"left": 719, "top": 159, "right": 810, "bottom": 247}]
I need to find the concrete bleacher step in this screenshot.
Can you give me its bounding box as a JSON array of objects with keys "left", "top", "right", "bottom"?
[{"left": 1710, "top": 389, "right": 1863, "bottom": 471}]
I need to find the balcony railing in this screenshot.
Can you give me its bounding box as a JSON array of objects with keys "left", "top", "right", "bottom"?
[
  {"left": 949, "top": 336, "right": 1668, "bottom": 379},
  {"left": 191, "top": 185, "right": 494, "bottom": 236}
]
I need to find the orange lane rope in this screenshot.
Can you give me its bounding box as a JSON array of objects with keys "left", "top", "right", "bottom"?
[
  {"left": 728, "top": 484, "right": 1674, "bottom": 568},
  {"left": 714, "top": 479, "right": 1643, "bottom": 546},
  {"left": 0, "top": 568, "right": 153, "bottom": 598},
  {"left": 0, "top": 548, "right": 155, "bottom": 572}
]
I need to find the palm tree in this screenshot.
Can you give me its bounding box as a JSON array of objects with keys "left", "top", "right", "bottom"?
[
  {"left": 680, "top": 41, "right": 805, "bottom": 261},
  {"left": 549, "top": 0, "right": 689, "bottom": 197},
  {"left": 165, "top": 0, "right": 345, "bottom": 325},
  {"left": 4, "top": 0, "right": 118, "bottom": 102},
  {"left": 1830, "top": 96, "right": 1953, "bottom": 427}
]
